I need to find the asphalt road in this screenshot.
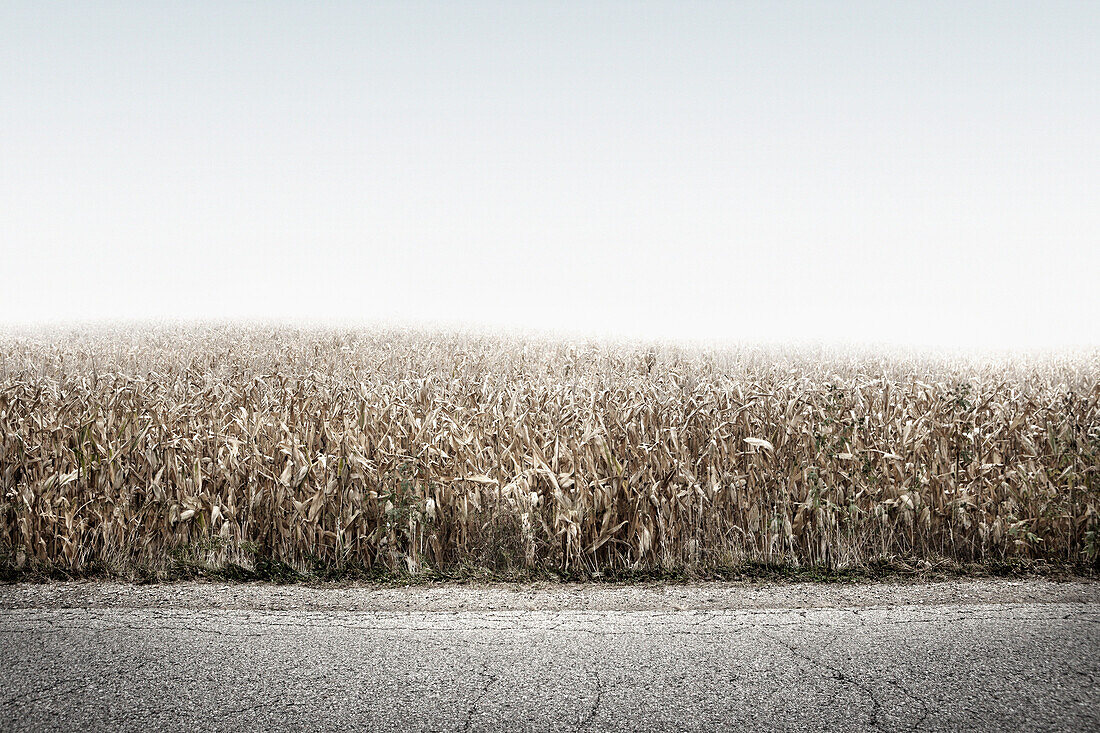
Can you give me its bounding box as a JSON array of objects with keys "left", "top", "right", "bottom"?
[{"left": 2, "top": 579, "right": 1098, "bottom": 732}]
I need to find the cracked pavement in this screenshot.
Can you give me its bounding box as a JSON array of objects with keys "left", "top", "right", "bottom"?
[{"left": 1, "top": 579, "right": 1098, "bottom": 732}]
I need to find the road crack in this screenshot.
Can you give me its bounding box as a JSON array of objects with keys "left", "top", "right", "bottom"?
[
  {"left": 760, "top": 628, "right": 887, "bottom": 729},
  {"left": 577, "top": 666, "right": 603, "bottom": 732},
  {"left": 461, "top": 657, "right": 498, "bottom": 733}
]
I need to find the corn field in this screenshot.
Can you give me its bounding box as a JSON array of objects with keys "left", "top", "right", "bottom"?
[{"left": 2, "top": 324, "right": 1098, "bottom": 576}]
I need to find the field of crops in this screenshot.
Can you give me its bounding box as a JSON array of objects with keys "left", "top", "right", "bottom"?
[{"left": 1, "top": 324, "right": 1098, "bottom": 577}]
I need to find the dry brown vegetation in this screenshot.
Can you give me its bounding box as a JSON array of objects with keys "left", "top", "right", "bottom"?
[{"left": 1, "top": 324, "right": 1098, "bottom": 578}]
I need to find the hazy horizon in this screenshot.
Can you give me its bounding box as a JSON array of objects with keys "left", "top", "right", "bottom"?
[{"left": 3, "top": 1, "right": 1098, "bottom": 348}]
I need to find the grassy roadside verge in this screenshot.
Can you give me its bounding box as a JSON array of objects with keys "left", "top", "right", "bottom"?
[{"left": 3, "top": 548, "right": 1095, "bottom": 586}]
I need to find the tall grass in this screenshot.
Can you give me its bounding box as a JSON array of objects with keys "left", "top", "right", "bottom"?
[{"left": 2, "top": 324, "right": 1098, "bottom": 576}]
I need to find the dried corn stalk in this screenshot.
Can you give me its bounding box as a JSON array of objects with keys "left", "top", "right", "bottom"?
[{"left": 0, "top": 324, "right": 1097, "bottom": 574}]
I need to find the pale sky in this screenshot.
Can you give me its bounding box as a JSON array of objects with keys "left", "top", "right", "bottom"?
[{"left": 2, "top": 1, "right": 1097, "bottom": 347}]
